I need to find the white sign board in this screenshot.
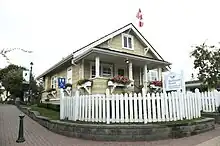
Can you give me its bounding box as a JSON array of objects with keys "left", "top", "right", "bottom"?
[
  {"left": 164, "top": 71, "right": 185, "bottom": 91},
  {"left": 23, "top": 70, "right": 30, "bottom": 84}
]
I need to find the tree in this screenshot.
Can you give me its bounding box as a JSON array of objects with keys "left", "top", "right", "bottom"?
[
  {"left": 190, "top": 41, "right": 220, "bottom": 89},
  {"left": 0, "top": 64, "right": 25, "bottom": 101},
  {"left": 0, "top": 64, "right": 43, "bottom": 102}
]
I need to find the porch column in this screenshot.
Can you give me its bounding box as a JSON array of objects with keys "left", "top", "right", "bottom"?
[
  {"left": 95, "top": 56, "right": 100, "bottom": 77},
  {"left": 143, "top": 64, "right": 148, "bottom": 91},
  {"left": 158, "top": 68, "right": 162, "bottom": 81},
  {"left": 128, "top": 62, "right": 133, "bottom": 80}
]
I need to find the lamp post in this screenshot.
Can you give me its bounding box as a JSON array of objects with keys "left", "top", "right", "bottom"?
[{"left": 28, "top": 62, "right": 33, "bottom": 103}]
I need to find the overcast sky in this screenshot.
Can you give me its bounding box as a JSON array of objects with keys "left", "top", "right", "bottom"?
[{"left": 0, "top": 0, "right": 220, "bottom": 81}]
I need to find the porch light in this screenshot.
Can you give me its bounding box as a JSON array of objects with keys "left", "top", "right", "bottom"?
[{"left": 125, "top": 59, "right": 129, "bottom": 64}]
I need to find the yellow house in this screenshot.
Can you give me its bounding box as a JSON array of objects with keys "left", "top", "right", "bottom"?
[{"left": 36, "top": 23, "right": 171, "bottom": 100}]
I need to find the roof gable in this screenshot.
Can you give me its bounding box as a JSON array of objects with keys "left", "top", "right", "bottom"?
[
  {"left": 73, "top": 23, "right": 164, "bottom": 61},
  {"left": 37, "top": 23, "right": 169, "bottom": 79}
]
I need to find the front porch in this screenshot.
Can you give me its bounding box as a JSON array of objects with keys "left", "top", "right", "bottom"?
[{"left": 76, "top": 48, "right": 169, "bottom": 94}]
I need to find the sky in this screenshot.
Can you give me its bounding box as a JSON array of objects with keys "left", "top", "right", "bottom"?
[{"left": 0, "top": 0, "right": 220, "bottom": 81}]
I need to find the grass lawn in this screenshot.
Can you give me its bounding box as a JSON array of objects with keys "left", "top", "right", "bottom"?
[{"left": 30, "top": 104, "right": 60, "bottom": 120}]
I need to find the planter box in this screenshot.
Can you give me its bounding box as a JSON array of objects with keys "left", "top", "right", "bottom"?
[
  {"left": 108, "top": 81, "right": 114, "bottom": 86},
  {"left": 84, "top": 81, "right": 92, "bottom": 87}
]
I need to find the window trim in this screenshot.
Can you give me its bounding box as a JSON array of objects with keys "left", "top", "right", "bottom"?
[
  {"left": 51, "top": 75, "right": 57, "bottom": 89},
  {"left": 66, "top": 66, "right": 72, "bottom": 84},
  {"left": 90, "top": 62, "right": 113, "bottom": 78},
  {"left": 148, "top": 70, "right": 158, "bottom": 81},
  {"left": 122, "top": 33, "right": 134, "bottom": 50}
]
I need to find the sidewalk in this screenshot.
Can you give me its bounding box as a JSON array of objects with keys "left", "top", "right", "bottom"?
[
  {"left": 0, "top": 104, "right": 219, "bottom": 146},
  {"left": 195, "top": 136, "right": 220, "bottom": 146}
]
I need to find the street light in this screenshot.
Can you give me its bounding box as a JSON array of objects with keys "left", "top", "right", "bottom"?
[{"left": 28, "top": 62, "right": 33, "bottom": 103}]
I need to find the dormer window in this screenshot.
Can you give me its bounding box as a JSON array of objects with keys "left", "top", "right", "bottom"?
[{"left": 122, "top": 33, "right": 134, "bottom": 50}]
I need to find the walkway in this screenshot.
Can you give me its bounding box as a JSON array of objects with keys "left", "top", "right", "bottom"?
[{"left": 0, "top": 104, "right": 219, "bottom": 146}]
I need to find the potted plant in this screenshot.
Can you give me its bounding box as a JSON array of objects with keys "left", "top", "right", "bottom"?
[
  {"left": 108, "top": 75, "right": 131, "bottom": 86},
  {"left": 148, "top": 81, "right": 163, "bottom": 93}
]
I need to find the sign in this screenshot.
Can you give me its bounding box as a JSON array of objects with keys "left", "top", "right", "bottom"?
[
  {"left": 58, "top": 78, "right": 66, "bottom": 89},
  {"left": 164, "top": 71, "right": 185, "bottom": 91},
  {"left": 22, "top": 70, "right": 30, "bottom": 84}
]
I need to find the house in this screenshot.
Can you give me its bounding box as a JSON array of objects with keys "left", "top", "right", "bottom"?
[
  {"left": 185, "top": 80, "right": 208, "bottom": 92},
  {"left": 36, "top": 23, "right": 171, "bottom": 100}
]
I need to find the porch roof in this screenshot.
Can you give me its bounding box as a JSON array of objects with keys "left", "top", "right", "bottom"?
[{"left": 73, "top": 47, "right": 171, "bottom": 70}]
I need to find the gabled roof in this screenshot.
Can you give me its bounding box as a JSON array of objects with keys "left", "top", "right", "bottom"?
[{"left": 36, "top": 23, "right": 170, "bottom": 79}]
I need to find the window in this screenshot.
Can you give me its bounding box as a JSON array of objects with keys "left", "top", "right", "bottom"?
[
  {"left": 148, "top": 70, "right": 158, "bottom": 81},
  {"left": 51, "top": 76, "right": 57, "bottom": 89},
  {"left": 90, "top": 62, "right": 113, "bottom": 78},
  {"left": 102, "top": 64, "right": 112, "bottom": 77},
  {"left": 122, "top": 33, "right": 133, "bottom": 49},
  {"left": 118, "top": 69, "right": 125, "bottom": 76}
]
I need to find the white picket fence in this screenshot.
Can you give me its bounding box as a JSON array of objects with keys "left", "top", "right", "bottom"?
[{"left": 60, "top": 89, "right": 220, "bottom": 124}]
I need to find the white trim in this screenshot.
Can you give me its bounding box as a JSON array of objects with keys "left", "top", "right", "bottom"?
[
  {"left": 148, "top": 69, "right": 158, "bottom": 81},
  {"left": 81, "top": 59, "right": 84, "bottom": 79},
  {"left": 73, "top": 24, "right": 163, "bottom": 61},
  {"left": 95, "top": 56, "right": 100, "bottom": 77},
  {"left": 90, "top": 62, "right": 113, "bottom": 78},
  {"left": 121, "top": 33, "right": 134, "bottom": 50},
  {"left": 66, "top": 66, "right": 72, "bottom": 84},
  {"left": 51, "top": 75, "right": 57, "bottom": 89},
  {"left": 128, "top": 62, "right": 133, "bottom": 80},
  {"left": 139, "top": 67, "right": 142, "bottom": 85}
]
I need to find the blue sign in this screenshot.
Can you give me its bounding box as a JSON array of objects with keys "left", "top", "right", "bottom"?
[{"left": 58, "top": 78, "right": 66, "bottom": 89}]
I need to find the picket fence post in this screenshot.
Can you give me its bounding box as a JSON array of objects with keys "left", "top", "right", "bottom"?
[
  {"left": 106, "top": 88, "right": 110, "bottom": 124},
  {"left": 74, "top": 90, "right": 80, "bottom": 121},
  {"left": 60, "top": 88, "right": 65, "bottom": 120}
]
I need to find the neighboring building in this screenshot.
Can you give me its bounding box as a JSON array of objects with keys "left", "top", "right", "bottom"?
[
  {"left": 185, "top": 80, "right": 208, "bottom": 92},
  {"left": 36, "top": 23, "right": 171, "bottom": 99}
]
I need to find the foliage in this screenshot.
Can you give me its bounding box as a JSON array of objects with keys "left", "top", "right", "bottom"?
[
  {"left": 149, "top": 81, "right": 162, "bottom": 87},
  {"left": 108, "top": 75, "right": 131, "bottom": 85},
  {"left": 0, "top": 64, "right": 43, "bottom": 102},
  {"left": 0, "top": 64, "right": 25, "bottom": 98},
  {"left": 148, "top": 81, "right": 163, "bottom": 93},
  {"left": 77, "top": 79, "right": 92, "bottom": 86},
  {"left": 190, "top": 42, "right": 220, "bottom": 89}
]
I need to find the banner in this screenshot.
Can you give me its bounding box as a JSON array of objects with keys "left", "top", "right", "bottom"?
[{"left": 23, "top": 70, "right": 30, "bottom": 84}]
